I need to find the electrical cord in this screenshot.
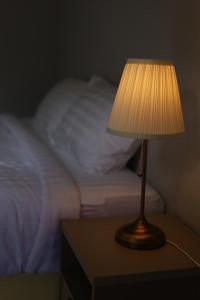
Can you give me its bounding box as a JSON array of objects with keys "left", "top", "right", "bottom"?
[{"left": 166, "top": 240, "right": 200, "bottom": 269}]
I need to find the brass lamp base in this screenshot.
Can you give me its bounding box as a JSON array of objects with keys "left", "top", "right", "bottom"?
[{"left": 115, "top": 218, "right": 166, "bottom": 250}]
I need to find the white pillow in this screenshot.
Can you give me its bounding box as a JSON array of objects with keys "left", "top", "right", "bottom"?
[
  {"left": 88, "top": 75, "right": 117, "bottom": 94},
  {"left": 33, "top": 78, "right": 87, "bottom": 139},
  {"left": 33, "top": 76, "right": 114, "bottom": 140},
  {"left": 51, "top": 88, "right": 139, "bottom": 175}
]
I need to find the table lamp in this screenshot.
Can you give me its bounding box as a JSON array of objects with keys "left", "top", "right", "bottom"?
[{"left": 107, "top": 59, "right": 185, "bottom": 250}]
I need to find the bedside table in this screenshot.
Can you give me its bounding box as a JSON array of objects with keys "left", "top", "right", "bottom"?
[{"left": 61, "top": 214, "right": 200, "bottom": 300}]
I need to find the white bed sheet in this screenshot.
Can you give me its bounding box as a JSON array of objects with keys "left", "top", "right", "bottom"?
[
  {"left": 0, "top": 115, "right": 80, "bottom": 275},
  {"left": 0, "top": 115, "right": 164, "bottom": 276},
  {"left": 66, "top": 166, "right": 164, "bottom": 218}
]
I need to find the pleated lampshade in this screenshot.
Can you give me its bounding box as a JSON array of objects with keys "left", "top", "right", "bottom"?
[{"left": 108, "top": 59, "right": 185, "bottom": 139}]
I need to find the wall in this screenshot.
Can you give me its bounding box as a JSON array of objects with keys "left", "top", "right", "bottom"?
[
  {"left": 148, "top": 0, "right": 200, "bottom": 234},
  {"left": 59, "top": 0, "right": 200, "bottom": 234},
  {"left": 59, "top": 0, "right": 174, "bottom": 83},
  {"left": 0, "top": 0, "right": 59, "bottom": 116}
]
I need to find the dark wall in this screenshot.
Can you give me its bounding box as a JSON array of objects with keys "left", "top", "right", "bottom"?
[
  {"left": 148, "top": 0, "right": 200, "bottom": 234},
  {"left": 59, "top": 0, "right": 200, "bottom": 234},
  {"left": 0, "top": 0, "right": 59, "bottom": 116},
  {"left": 59, "top": 0, "right": 174, "bottom": 83}
]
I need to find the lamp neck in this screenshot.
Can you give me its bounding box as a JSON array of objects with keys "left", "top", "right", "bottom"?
[{"left": 140, "top": 139, "right": 148, "bottom": 219}]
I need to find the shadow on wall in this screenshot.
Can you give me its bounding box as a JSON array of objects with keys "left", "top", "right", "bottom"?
[
  {"left": 153, "top": 89, "right": 200, "bottom": 173},
  {"left": 148, "top": 0, "right": 200, "bottom": 234},
  {"left": 148, "top": 88, "right": 200, "bottom": 233},
  {"left": 148, "top": 89, "right": 199, "bottom": 175}
]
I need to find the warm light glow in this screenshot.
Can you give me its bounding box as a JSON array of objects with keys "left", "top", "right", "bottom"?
[{"left": 108, "top": 59, "right": 185, "bottom": 139}]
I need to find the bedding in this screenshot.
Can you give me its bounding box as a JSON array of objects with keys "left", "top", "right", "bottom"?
[
  {"left": 65, "top": 168, "right": 164, "bottom": 218},
  {"left": 0, "top": 114, "right": 164, "bottom": 276},
  {"left": 33, "top": 76, "right": 115, "bottom": 139},
  {"left": 52, "top": 89, "right": 140, "bottom": 175},
  {"left": 33, "top": 78, "right": 88, "bottom": 139},
  {"left": 34, "top": 77, "right": 139, "bottom": 175},
  {"left": 0, "top": 114, "right": 80, "bottom": 275},
  {"left": 0, "top": 77, "right": 165, "bottom": 276},
  {"left": 88, "top": 75, "right": 117, "bottom": 93}
]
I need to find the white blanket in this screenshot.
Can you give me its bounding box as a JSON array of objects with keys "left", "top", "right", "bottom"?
[{"left": 0, "top": 115, "right": 80, "bottom": 275}]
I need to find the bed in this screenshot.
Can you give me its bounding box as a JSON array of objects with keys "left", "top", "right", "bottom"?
[{"left": 0, "top": 76, "right": 164, "bottom": 276}]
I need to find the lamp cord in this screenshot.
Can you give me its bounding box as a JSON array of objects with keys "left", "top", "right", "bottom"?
[{"left": 166, "top": 240, "right": 200, "bottom": 269}]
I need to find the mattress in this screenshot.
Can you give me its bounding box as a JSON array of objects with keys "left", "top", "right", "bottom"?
[{"left": 71, "top": 169, "right": 164, "bottom": 218}]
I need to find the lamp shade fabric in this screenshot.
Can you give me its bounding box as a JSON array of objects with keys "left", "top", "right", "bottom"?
[{"left": 108, "top": 59, "right": 185, "bottom": 139}]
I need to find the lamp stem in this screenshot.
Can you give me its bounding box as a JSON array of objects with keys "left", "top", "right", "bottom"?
[
  {"left": 140, "top": 139, "right": 148, "bottom": 219},
  {"left": 115, "top": 138, "right": 165, "bottom": 249}
]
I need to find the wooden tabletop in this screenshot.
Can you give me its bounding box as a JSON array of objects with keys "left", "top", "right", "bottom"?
[{"left": 62, "top": 214, "right": 200, "bottom": 285}]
